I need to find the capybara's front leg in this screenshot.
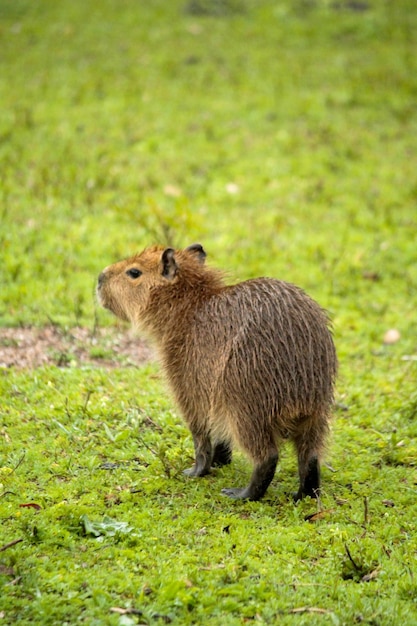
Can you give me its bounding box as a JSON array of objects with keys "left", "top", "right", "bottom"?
[
  {"left": 222, "top": 450, "right": 278, "bottom": 501},
  {"left": 184, "top": 432, "right": 213, "bottom": 477}
]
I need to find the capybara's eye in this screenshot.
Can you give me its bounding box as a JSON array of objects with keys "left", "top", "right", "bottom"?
[{"left": 126, "top": 268, "right": 142, "bottom": 279}]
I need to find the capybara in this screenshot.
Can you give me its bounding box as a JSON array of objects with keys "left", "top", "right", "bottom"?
[{"left": 97, "top": 244, "right": 337, "bottom": 501}]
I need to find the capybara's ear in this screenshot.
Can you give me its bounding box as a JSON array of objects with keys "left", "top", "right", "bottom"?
[
  {"left": 161, "top": 248, "right": 177, "bottom": 280},
  {"left": 185, "top": 243, "right": 206, "bottom": 264}
]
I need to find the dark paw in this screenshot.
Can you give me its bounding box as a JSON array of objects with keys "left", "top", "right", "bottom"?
[
  {"left": 183, "top": 466, "right": 210, "bottom": 478},
  {"left": 212, "top": 442, "right": 232, "bottom": 467},
  {"left": 212, "top": 456, "right": 232, "bottom": 468},
  {"left": 293, "top": 489, "right": 319, "bottom": 502},
  {"left": 221, "top": 487, "right": 252, "bottom": 500},
  {"left": 293, "top": 490, "right": 303, "bottom": 503}
]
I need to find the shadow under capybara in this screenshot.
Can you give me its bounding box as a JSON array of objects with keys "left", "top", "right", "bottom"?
[{"left": 97, "top": 244, "right": 337, "bottom": 501}]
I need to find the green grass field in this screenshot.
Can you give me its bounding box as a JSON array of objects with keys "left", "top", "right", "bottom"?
[{"left": 1, "top": 0, "right": 417, "bottom": 624}]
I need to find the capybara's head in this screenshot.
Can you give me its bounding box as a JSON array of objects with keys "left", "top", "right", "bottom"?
[{"left": 97, "top": 244, "right": 207, "bottom": 323}]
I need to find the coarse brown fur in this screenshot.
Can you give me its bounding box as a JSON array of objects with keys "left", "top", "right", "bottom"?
[{"left": 97, "top": 244, "right": 337, "bottom": 501}]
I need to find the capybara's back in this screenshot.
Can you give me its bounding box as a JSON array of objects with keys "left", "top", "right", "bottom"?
[{"left": 98, "top": 244, "right": 337, "bottom": 501}]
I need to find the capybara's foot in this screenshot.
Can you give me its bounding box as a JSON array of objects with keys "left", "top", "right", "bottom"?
[
  {"left": 183, "top": 465, "right": 210, "bottom": 478},
  {"left": 221, "top": 487, "right": 253, "bottom": 500}
]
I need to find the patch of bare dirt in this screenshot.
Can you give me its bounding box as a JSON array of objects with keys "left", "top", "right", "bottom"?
[{"left": 0, "top": 326, "right": 155, "bottom": 369}]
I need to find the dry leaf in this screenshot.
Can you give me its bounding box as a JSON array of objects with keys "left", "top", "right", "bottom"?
[
  {"left": 382, "top": 499, "right": 395, "bottom": 507},
  {"left": 19, "top": 502, "right": 42, "bottom": 510},
  {"left": 304, "top": 509, "right": 335, "bottom": 523},
  {"left": 361, "top": 568, "right": 379, "bottom": 582},
  {"left": 110, "top": 607, "right": 143, "bottom": 615}
]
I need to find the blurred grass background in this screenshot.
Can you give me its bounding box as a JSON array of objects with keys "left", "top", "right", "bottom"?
[{"left": 1, "top": 0, "right": 416, "bottom": 336}]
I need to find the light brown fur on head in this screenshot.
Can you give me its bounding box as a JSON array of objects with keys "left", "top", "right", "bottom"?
[
  {"left": 98, "top": 244, "right": 224, "bottom": 333},
  {"left": 98, "top": 245, "right": 165, "bottom": 322},
  {"left": 98, "top": 243, "right": 337, "bottom": 502}
]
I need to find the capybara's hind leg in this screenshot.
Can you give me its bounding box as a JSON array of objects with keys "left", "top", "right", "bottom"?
[
  {"left": 294, "top": 455, "right": 320, "bottom": 501},
  {"left": 212, "top": 441, "right": 232, "bottom": 467},
  {"left": 222, "top": 448, "right": 278, "bottom": 501},
  {"left": 293, "top": 420, "right": 326, "bottom": 501},
  {"left": 184, "top": 432, "right": 212, "bottom": 477}
]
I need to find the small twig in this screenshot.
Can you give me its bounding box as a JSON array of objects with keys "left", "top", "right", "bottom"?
[
  {"left": 0, "top": 454, "right": 26, "bottom": 498},
  {"left": 91, "top": 303, "right": 100, "bottom": 340},
  {"left": 138, "top": 437, "right": 172, "bottom": 478},
  {"left": 0, "top": 538, "right": 24, "bottom": 553},
  {"left": 64, "top": 397, "right": 72, "bottom": 420},
  {"left": 11, "top": 451, "right": 26, "bottom": 474},
  {"left": 364, "top": 496, "right": 369, "bottom": 525},
  {"left": 82, "top": 389, "right": 93, "bottom": 414},
  {"left": 289, "top": 607, "right": 331, "bottom": 615},
  {"left": 345, "top": 544, "right": 361, "bottom": 572},
  {"left": 405, "top": 563, "right": 414, "bottom": 582},
  {"left": 0, "top": 490, "right": 16, "bottom": 499},
  {"left": 141, "top": 414, "right": 163, "bottom": 433},
  {"left": 138, "top": 437, "right": 158, "bottom": 458}
]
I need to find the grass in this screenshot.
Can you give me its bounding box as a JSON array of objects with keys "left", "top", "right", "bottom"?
[{"left": 1, "top": 0, "right": 417, "bottom": 623}]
